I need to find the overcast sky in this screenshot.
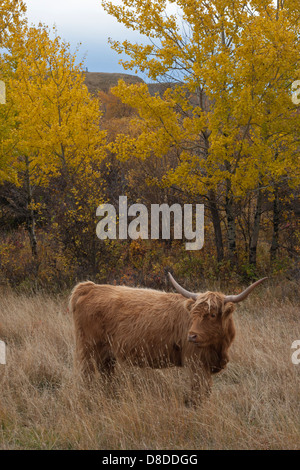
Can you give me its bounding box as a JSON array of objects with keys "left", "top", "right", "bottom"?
[{"left": 24, "top": 0, "right": 148, "bottom": 77}]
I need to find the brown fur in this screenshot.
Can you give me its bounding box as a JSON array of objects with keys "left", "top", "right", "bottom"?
[{"left": 70, "top": 281, "right": 236, "bottom": 403}]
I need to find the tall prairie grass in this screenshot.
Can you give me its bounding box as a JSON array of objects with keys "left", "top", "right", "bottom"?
[{"left": 0, "top": 282, "right": 299, "bottom": 450}]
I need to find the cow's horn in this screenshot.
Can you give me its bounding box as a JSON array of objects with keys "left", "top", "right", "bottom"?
[
  {"left": 224, "top": 277, "right": 268, "bottom": 304},
  {"left": 168, "top": 272, "right": 198, "bottom": 300}
]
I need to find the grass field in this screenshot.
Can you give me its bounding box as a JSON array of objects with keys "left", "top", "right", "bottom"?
[{"left": 0, "top": 282, "right": 299, "bottom": 450}]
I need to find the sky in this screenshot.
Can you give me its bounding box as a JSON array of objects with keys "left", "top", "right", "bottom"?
[{"left": 24, "top": 0, "right": 148, "bottom": 77}]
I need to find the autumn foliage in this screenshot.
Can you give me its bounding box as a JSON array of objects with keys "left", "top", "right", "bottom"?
[{"left": 0, "top": 0, "right": 299, "bottom": 291}]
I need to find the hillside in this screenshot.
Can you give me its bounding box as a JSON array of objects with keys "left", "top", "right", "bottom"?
[
  {"left": 83, "top": 71, "right": 176, "bottom": 96},
  {"left": 83, "top": 72, "right": 144, "bottom": 94}
]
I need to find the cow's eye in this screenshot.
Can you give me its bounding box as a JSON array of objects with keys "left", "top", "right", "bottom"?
[{"left": 211, "top": 313, "right": 216, "bottom": 318}]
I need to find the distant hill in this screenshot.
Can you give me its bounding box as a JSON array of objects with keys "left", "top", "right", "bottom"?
[
  {"left": 83, "top": 72, "right": 144, "bottom": 94},
  {"left": 83, "top": 71, "right": 177, "bottom": 96}
]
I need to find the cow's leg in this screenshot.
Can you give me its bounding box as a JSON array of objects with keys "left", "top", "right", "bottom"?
[
  {"left": 77, "top": 344, "right": 98, "bottom": 379},
  {"left": 93, "top": 342, "right": 116, "bottom": 379},
  {"left": 74, "top": 327, "right": 97, "bottom": 379},
  {"left": 75, "top": 327, "right": 116, "bottom": 383}
]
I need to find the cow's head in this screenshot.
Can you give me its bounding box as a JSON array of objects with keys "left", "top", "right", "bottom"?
[{"left": 168, "top": 273, "right": 267, "bottom": 373}]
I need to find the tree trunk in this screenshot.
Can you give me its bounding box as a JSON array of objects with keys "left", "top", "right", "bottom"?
[
  {"left": 208, "top": 189, "right": 224, "bottom": 262},
  {"left": 225, "top": 182, "right": 237, "bottom": 266},
  {"left": 249, "top": 186, "right": 263, "bottom": 266},
  {"left": 25, "top": 156, "right": 38, "bottom": 259},
  {"left": 270, "top": 188, "right": 280, "bottom": 262}
]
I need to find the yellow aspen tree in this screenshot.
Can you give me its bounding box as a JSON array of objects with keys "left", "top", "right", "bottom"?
[
  {"left": 4, "top": 24, "right": 106, "bottom": 259},
  {"left": 102, "top": 0, "right": 300, "bottom": 266},
  {"left": 0, "top": 0, "right": 26, "bottom": 180},
  {"left": 0, "top": 0, "right": 26, "bottom": 47}
]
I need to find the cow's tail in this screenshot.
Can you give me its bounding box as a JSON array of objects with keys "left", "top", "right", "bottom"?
[{"left": 68, "top": 281, "right": 95, "bottom": 315}]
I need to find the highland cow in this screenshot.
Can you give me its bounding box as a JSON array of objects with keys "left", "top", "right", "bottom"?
[{"left": 70, "top": 273, "right": 266, "bottom": 403}]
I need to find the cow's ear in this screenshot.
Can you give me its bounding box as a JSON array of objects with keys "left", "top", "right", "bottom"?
[
  {"left": 185, "top": 298, "right": 195, "bottom": 312},
  {"left": 223, "top": 302, "right": 235, "bottom": 317}
]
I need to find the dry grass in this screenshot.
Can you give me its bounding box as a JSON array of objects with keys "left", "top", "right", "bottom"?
[{"left": 0, "top": 283, "right": 299, "bottom": 450}]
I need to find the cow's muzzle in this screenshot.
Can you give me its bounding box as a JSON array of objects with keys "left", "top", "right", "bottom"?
[{"left": 188, "top": 333, "right": 198, "bottom": 343}]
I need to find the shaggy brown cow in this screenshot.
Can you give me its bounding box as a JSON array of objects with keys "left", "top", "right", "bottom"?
[{"left": 70, "top": 273, "right": 266, "bottom": 403}]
